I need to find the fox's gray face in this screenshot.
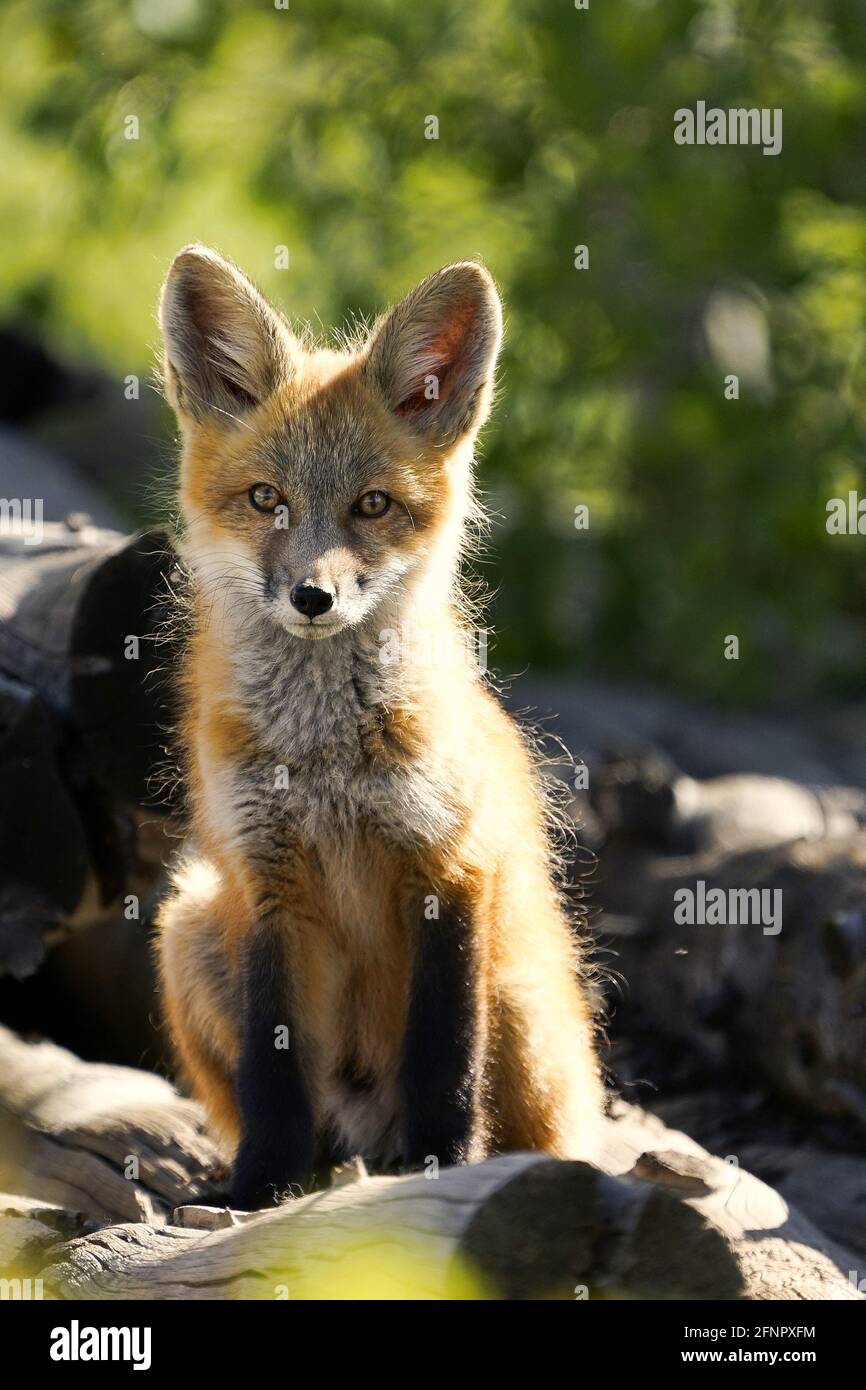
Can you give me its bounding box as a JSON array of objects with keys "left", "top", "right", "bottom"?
[
  {"left": 223, "top": 392, "right": 431, "bottom": 640},
  {"left": 256, "top": 476, "right": 410, "bottom": 641},
  {"left": 159, "top": 245, "right": 503, "bottom": 639}
]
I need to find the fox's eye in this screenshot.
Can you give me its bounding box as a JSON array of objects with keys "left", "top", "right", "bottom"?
[
  {"left": 249, "top": 483, "right": 281, "bottom": 513},
  {"left": 353, "top": 490, "right": 391, "bottom": 518}
]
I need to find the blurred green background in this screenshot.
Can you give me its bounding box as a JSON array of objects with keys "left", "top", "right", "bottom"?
[{"left": 2, "top": 0, "right": 866, "bottom": 704}]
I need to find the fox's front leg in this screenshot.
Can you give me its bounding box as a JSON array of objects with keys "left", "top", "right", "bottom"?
[
  {"left": 400, "top": 895, "right": 487, "bottom": 1170},
  {"left": 230, "top": 918, "right": 314, "bottom": 1209}
]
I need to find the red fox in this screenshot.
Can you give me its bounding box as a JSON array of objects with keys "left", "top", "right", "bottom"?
[{"left": 156, "top": 245, "right": 602, "bottom": 1208}]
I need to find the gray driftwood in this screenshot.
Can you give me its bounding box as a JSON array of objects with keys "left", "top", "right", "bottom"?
[
  {"left": 0, "top": 1024, "right": 222, "bottom": 1225},
  {"left": 599, "top": 829, "right": 866, "bottom": 1136},
  {"left": 0, "top": 1026, "right": 860, "bottom": 1300},
  {"left": 581, "top": 745, "right": 866, "bottom": 1141},
  {"left": 0, "top": 521, "right": 176, "bottom": 981}
]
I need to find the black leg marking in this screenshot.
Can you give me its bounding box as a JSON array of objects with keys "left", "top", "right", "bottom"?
[
  {"left": 400, "top": 899, "right": 481, "bottom": 1170},
  {"left": 230, "top": 920, "right": 314, "bottom": 1210}
]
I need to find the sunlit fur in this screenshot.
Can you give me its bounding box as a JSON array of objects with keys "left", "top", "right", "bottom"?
[{"left": 156, "top": 245, "right": 603, "bottom": 1172}]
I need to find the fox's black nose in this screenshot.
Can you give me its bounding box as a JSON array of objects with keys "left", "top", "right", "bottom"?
[{"left": 290, "top": 583, "right": 334, "bottom": 618}]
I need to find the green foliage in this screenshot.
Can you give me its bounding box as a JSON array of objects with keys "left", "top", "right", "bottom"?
[{"left": 2, "top": 0, "right": 866, "bottom": 703}]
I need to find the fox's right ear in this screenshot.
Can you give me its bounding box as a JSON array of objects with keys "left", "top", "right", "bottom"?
[
  {"left": 159, "top": 245, "right": 292, "bottom": 424},
  {"left": 363, "top": 261, "right": 503, "bottom": 448}
]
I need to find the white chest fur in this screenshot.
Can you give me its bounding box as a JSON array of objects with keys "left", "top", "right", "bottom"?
[{"left": 209, "top": 621, "right": 459, "bottom": 851}]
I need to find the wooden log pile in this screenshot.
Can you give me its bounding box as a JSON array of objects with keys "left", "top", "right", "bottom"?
[
  {"left": 589, "top": 749, "right": 866, "bottom": 1143},
  {"left": 0, "top": 1026, "right": 860, "bottom": 1301},
  {"left": 0, "top": 521, "right": 177, "bottom": 981}
]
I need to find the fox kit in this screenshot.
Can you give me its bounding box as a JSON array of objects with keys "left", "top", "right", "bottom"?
[{"left": 156, "top": 244, "right": 602, "bottom": 1208}]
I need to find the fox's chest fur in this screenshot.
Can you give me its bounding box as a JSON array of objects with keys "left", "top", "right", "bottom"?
[
  {"left": 189, "top": 621, "right": 465, "bottom": 1160},
  {"left": 202, "top": 621, "right": 461, "bottom": 855}
]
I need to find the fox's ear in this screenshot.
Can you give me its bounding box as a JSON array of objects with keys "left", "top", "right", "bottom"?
[
  {"left": 159, "top": 245, "right": 291, "bottom": 424},
  {"left": 363, "top": 261, "right": 503, "bottom": 446}
]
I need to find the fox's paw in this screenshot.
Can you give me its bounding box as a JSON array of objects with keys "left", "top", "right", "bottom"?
[{"left": 229, "top": 1158, "right": 309, "bottom": 1211}]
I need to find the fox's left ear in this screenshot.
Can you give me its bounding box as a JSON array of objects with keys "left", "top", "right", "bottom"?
[
  {"left": 363, "top": 261, "right": 503, "bottom": 446},
  {"left": 159, "top": 244, "right": 292, "bottom": 425}
]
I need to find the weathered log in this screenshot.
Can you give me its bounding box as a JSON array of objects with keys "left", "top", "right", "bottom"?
[
  {"left": 599, "top": 831, "right": 866, "bottom": 1135},
  {"left": 0, "top": 521, "right": 178, "bottom": 980},
  {"left": 0, "top": 1026, "right": 859, "bottom": 1300},
  {"left": 0, "top": 521, "right": 174, "bottom": 785},
  {"left": 36, "top": 1123, "right": 863, "bottom": 1301},
  {"left": 583, "top": 742, "right": 866, "bottom": 1141},
  {"left": 0, "top": 1025, "right": 222, "bottom": 1225},
  {"left": 0, "top": 1192, "right": 92, "bottom": 1289},
  {"left": 592, "top": 745, "right": 866, "bottom": 855}
]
